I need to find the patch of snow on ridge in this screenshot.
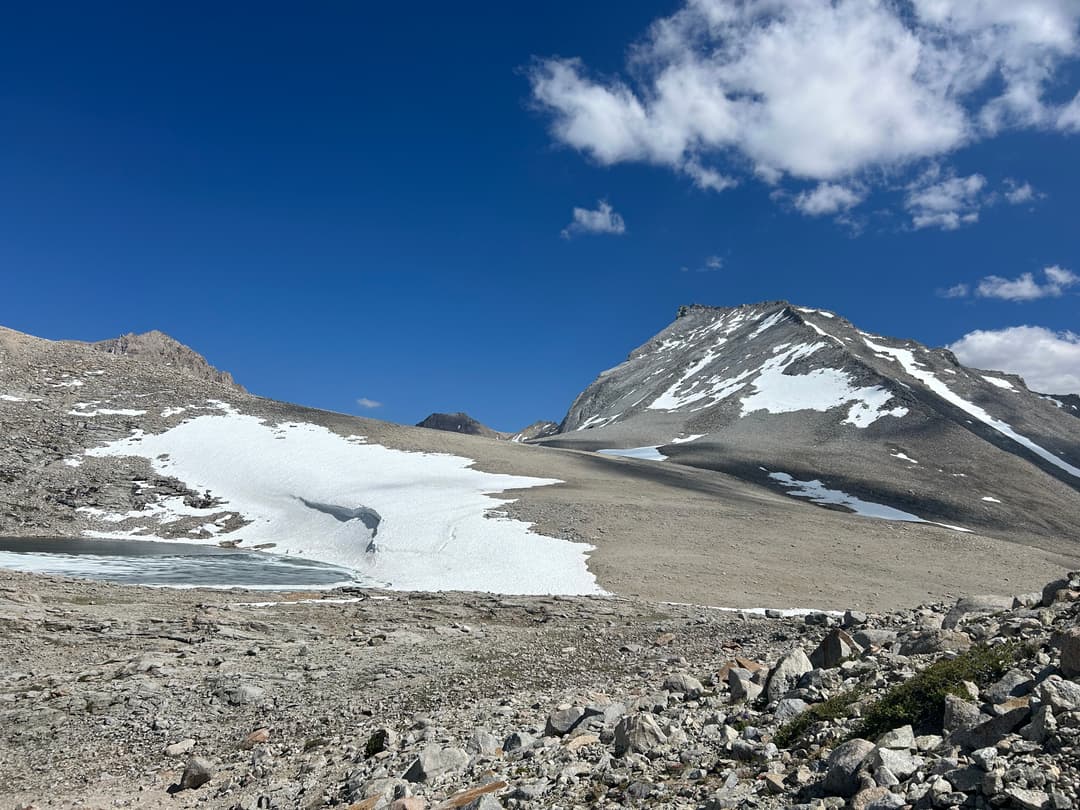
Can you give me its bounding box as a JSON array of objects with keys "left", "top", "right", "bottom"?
[
  {"left": 739, "top": 344, "right": 906, "bottom": 427},
  {"left": 767, "top": 472, "right": 971, "bottom": 532},
  {"left": 982, "top": 496, "right": 1002, "bottom": 503},
  {"left": 670, "top": 434, "right": 705, "bottom": 444},
  {"left": 597, "top": 446, "right": 668, "bottom": 461},
  {"left": 84, "top": 412, "right": 602, "bottom": 595},
  {"left": 746, "top": 310, "right": 787, "bottom": 340},
  {"left": 69, "top": 405, "right": 147, "bottom": 417},
  {"left": 890, "top": 451, "right": 918, "bottom": 464},
  {"left": 982, "top": 376, "right": 1016, "bottom": 391},
  {"left": 865, "top": 339, "right": 1080, "bottom": 481}
]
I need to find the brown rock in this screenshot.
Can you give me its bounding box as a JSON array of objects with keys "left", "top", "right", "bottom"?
[
  {"left": 240, "top": 727, "right": 270, "bottom": 749},
  {"left": 437, "top": 781, "right": 509, "bottom": 809}
]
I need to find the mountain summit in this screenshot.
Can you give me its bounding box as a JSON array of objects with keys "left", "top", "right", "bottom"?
[
  {"left": 89, "top": 330, "right": 242, "bottom": 389},
  {"left": 540, "top": 301, "right": 1080, "bottom": 543}
]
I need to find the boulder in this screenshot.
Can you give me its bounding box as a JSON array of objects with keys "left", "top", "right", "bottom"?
[
  {"left": 823, "top": 738, "right": 875, "bottom": 798},
  {"left": 810, "top": 628, "right": 858, "bottom": 669},
  {"left": 868, "top": 747, "right": 917, "bottom": 780},
  {"left": 764, "top": 648, "right": 813, "bottom": 703},
  {"left": 1052, "top": 628, "right": 1080, "bottom": 678},
  {"left": 875, "top": 725, "right": 915, "bottom": 750},
  {"left": 663, "top": 673, "right": 704, "bottom": 699},
  {"left": 774, "top": 698, "right": 809, "bottom": 723},
  {"left": 1036, "top": 676, "right": 1080, "bottom": 713},
  {"left": 402, "top": 745, "right": 469, "bottom": 783},
  {"left": 178, "top": 757, "right": 214, "bottom": 791},
  {"left": 545, "top": 706, "right": 586, "bottom": 737},
  {"left": 613, "top": 713, "right": 667, "bottom": 757},
  {"left": 942, "top": 595, "right": 1013, "bottom": 629}
]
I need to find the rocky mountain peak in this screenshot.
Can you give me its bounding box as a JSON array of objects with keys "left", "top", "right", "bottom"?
[
  {"left": 416, "top": 412, "right": 502, "bottom": 439},
  {"left": 89, "top": 330, "right": 242, "bottom": 389}
]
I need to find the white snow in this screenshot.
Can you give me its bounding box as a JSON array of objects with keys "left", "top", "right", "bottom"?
[
  {"left": 795, "top": 307, "right": 835, "bottom": 319},
  {"left": 576, "top": 413, "right": 619, "bottom": 431},
  {"left": 981, "top": 496, "right": 1002, "bottom": 503},
  {"left": 865, "top": 338, "right": 1080, "bottom": 480},
  {"left": 69, "top": 406, "right": 147, "bottom": 417},
  {"left": 86, "top": 370, "right": 106, "bottom": 376},
  {"left": 161, "top": 407, "right": 186, "bottom": 418},
  {"left": 890, "top": 451, "right": 918, "bottom": 464},
  {"left": 0, "top": 394, "right": 25, "bottom": 402},
  {"left": 739, "top": 343, "right": 907, "bottom": 427},
  {"left": 746, "top": 310, "right": 787, "bottom": 340},
  {"left": 1041, "top": 396, "right": 1065, "bottom": 409},
  {"left": 48, "top": 379, "right": 85, "bottom": 388},
  {"left": 597, "top": 446, "right": 668, "bottom": 461},
  {"left": 670, "top": 434, "right": 705, "bottom": 444},
  {"left": 82, "top": 411, "right": 602, "bottom": 595},
  {"left": 62, "top": 458, "right": 83, "bottom": 468},
  {"left": 768, "top": 471, "right": 971, "bottom": 532},
  {"left": 982, "top": 375, "right": 1016, "bottom": 391}
]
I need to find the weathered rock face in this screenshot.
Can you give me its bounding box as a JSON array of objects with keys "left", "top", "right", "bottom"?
[{"left": 538, "top": 301, "right": 1080, "bottom": 544}]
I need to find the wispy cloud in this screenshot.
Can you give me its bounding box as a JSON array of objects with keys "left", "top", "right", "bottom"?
[
  {"left": 681, "top": 254, "right": 724, "bottom": 273},
  {"left": 530, "top": 0, "right": 1080, "bottom": 223},
  {"left": 944, "top": 266, "right": 1078, "bottom": 302},
  {"left": 950, "top": 326, "right": 1080, "bottom": 394},
  {"left": 905, "top": 170, "right": 987, "bottom": 230},
  {"left": 356, "top": 397, "right": 383, "bottom": 409},
  {"left": 561, "top": 200, "right": 626, "bottom": 238},
  {"left": 793, "top": 183, "right": 865, "bottom": 217},
  {"left": 976, "top": 266, "right": 1078, "bottom": 301},
  {"left": 1003, "top": 179, "right": 1037, "bottom": 205}
]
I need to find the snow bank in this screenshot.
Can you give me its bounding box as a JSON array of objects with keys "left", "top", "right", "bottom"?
[
  {"left": 82, "top": 411, "right": 602, "bottom": 595},
  {"left": 597, "top": 446, "right": 668, "bottom": 461}
]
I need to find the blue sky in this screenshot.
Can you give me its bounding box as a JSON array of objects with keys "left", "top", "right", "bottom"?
[{"left": 3, "top": 1, "right": 1079, "bottom": 430}]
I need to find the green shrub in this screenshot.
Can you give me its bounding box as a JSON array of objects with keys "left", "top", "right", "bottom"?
[
  {"left": 773, "top": 686, "right": 865, "bottom": 747},
  {"left": 856, "top": 643, "right": 1022, "bottom": 739}
]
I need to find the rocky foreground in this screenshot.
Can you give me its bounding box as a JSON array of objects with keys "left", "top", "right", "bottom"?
[{"left": 2, "top": 571, "right": 1079, "bottom": 810}]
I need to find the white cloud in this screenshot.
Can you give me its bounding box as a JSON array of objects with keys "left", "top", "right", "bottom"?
[
  {"left": 794, "top": 183, "right": 865, "bottom": 216},
  {"left": 561, "top": 200, "right": 627, "bottom": 238},
  {"left": 905, "top": 170, "right": 987, "bottom": 230},
  {"left": 356, "top": 397, "right": 382, "bottom": 409},
  {"left": 1003, "top": 179, "right": 1037, "bottom": 204},
  {"left": 950, "top": 326, "right": 1080, "bottom": 393},
  {"left": 976, "top": 265, "right": 1078, "bottom": 301},
  {"left": 530, "top": 0, "right": 1080, "bottom": 215},
  {"left": 940, "top": 283, "right": 970, "bottom": 298}
]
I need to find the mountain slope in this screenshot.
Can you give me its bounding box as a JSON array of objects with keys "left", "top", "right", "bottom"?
[
  {"left": 1, "top": 320, "right": 1078, "bottom": 608},
  {"left": 540, "top": 302, "right": 1080, "bottom": 543}
]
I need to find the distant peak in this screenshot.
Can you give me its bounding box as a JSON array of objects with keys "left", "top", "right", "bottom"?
[{"left": 90, "top": 330, "right": 242, "bottom": 389}]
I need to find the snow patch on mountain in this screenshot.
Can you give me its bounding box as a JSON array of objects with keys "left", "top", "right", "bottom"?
[
  {"left": 597, "top": 446, "right": 668, "bottom": 461},
  {"left": 768, "top": 471, "right": 971, "bottom": 532}
]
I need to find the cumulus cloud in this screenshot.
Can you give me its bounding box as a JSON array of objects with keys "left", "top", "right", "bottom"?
[
  {"left": 682, "top": 254, "right": 724, "bottom": 273},
  {"left": 356, "top": 397, "right": 382, "bottom": 409},
  {"left": 793, "top": 183, "right": 865, "bottom": 216},
  {"left": 906, "top": 171, "right": 987, "bottom": 230},
  {"left": 561, "top": 200, "right": 627, "bottom": 238},
  {"left": 950, "top": 326, "right": 1080, "bottom": 393},
  {"left": 975, "top": 265, "right": 1078, "bottom": 301},
  {"left": 530, "top": 0, "right": 1080, "bottom": 217}
]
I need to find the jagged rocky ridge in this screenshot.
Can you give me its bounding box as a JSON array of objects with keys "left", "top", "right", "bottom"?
[
  {"left": 539, "top": 302, "right": 1080, "bottom": 544},
  {"left": 416, "top": 413, "right": 560, "bottom": 443},
  {"left": 2, "top": 569, "right": 1079, "bottom": 809}
]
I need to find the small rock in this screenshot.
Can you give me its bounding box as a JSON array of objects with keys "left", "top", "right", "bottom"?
[
  {"left": 662, "top": 672, "right": 704, "bottom": 699},
  {"left": 164, "top": 738, "right": 196, "bottom": 757},
  {"left": 178, "top": 757, "right": 214, "bottom": 791}
]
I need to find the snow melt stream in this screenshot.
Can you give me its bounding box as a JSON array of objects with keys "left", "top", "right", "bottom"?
[{"left": 82, "top": 411, "right": 602, "bottom": 594}]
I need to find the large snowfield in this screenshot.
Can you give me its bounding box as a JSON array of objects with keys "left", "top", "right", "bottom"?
[{"left": 81, "top": 408, "right": 603, "bottom": 595}]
